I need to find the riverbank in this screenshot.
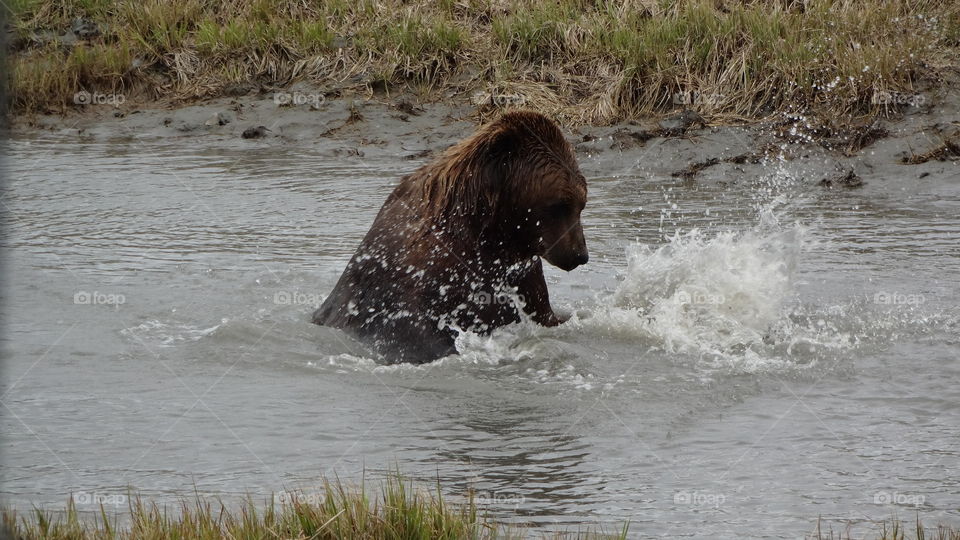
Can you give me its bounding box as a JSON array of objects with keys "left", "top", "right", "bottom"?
[
  {"left": 1, "top": 475, "right": 627, "bottom": 539},
  {"left": 6, "top": 0, "right": 960, "bottom": 186},
  {"left": 11, "top": 70, "right": 960, "bottom": 205},
  {"left": 5, "top": 0, "right": 960, "bottom": 124}
]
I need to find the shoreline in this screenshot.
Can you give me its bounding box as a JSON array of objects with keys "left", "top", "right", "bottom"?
[
  {"left": 6, "top": 1, "right": 959, "bottom": 122},
  {"left": 9, "top": 75, "right": 960, "bottom": 194},
  {"left": 3, "top": 477, "right": 958, "bottom": 540}
]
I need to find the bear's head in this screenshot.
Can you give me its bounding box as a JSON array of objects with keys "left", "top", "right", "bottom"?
[
  {"left": 483, "top": 111, "right": 588, "bottom": 271},
  {"left": 419, "top": 110, "right": 588, "bottom": 271}
]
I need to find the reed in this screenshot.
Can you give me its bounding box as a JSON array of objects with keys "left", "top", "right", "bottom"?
[{"left": 1, "top": 474, "right": 630, "bottom": 539}]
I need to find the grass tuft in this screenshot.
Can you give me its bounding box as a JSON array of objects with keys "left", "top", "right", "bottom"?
[
  {"left": 811, "top": 516, "right": 960, "bottom": 540},
  {"left": 1, "top": 474, "right": 630, "bottom": 539},
  {"left": 5, "top": 0, "right": 960, "bottom": 122}
]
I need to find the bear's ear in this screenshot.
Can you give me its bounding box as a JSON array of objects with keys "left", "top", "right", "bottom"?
[{"left": 474, "top": 126, "right": 521, "bottom": 209}]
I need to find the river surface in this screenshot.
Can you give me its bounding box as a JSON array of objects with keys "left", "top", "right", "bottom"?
[{"left": 2, "top": 134, "right": 958, "bottom": 538}]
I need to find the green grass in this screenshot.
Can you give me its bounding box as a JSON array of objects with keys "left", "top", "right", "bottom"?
[
  {"left": 4, "top": 0, "right": 959, "bottom": 121},
  {"left": 1, "top": 475, "right": 630, "bottom": 539},
  {"left": 2, "top": 475, "right": 958, "bottom": 539},
  {"left": 812, "top": 516, "right": 960, "bottom": 540}
]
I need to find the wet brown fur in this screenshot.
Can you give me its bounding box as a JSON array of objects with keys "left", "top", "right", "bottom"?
[{"left": 313, "top": 111, "right": 588, "bottom": 364}]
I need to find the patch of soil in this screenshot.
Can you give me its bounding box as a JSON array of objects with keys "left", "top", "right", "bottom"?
[
  {"left": 670, "top": 142, "right": 781, "bottom": 179},
  {"left": 901, "top": 139, "right": 960, "bottom": 164},
  {"left": 658, "top": 109, "right": 706, "bottom": 136},
  {"left": 241, "top": 125, "right": 269, "bottom": 139},
  {"left": 775, "top": 117, "right": 891, "bottom": 156},
  {"left": 671, "top": 158, "right": 720, "bottom": 180},
  {"left": 395, "top": 100, "right": 425, "bottom": 116},
  {"left": 818, "top": 168, "right": 863, "bottom": 188},
  {"left": 404, "top": 149, "right": 433, "bottom": 160},
  {"left": 609, "top": 128, "right": 656, "bottom": 150}
]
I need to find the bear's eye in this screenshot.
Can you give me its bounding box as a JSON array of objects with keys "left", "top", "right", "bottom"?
[{"left": 546, "top": 202, "right": 569, "bottom": 217}]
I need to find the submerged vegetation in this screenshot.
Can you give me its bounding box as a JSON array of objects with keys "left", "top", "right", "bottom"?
[
  {"left": 3, "top": 0, "right": 959, "bottom": 122},
  {"left": 1, "top": 475, "right": 629, "bottom": 539}
]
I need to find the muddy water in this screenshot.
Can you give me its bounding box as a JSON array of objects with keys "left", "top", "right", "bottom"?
[{"left": 2, "top": 135, "right": 958, "bottom": 538}]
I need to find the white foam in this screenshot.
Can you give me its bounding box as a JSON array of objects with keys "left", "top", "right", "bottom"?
[
  {"left": 578, "top": 222, "right": 805, "bottom": 360},
  {"left": 309, "top": 353, "right": 380, "bottom": 373},
  {"left": 121, "top": 319, "right": 225, "bottom": 347},
  {"left": 442, "top": 195, "right": 860, "bottom": 377}
]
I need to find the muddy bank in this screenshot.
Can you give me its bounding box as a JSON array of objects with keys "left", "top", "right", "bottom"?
[{"left": 9, "top": 78, "right": 960, "bottom": 192}]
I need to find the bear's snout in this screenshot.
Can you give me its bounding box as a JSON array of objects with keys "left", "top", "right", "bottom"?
[
  {"left": 548, "top": 246, "right": 588, "bottom": 271},
  {"left": 543, "top": 221, "right": 588, "bottom": 271},
  {"left": 562, "top": 250, "right": 589, "bottom": 271}
]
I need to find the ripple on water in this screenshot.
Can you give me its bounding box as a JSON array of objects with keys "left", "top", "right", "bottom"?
[{"left": 5, "top": 135, "right": 959, "bottom": 536}]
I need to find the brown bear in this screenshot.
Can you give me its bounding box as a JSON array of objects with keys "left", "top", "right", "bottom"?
[{"left": 313, "top": 110, "right": 588, "bottom": 364}]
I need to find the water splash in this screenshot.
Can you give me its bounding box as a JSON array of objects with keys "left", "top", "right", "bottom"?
[{"left": 580, "top": 222, "right": 807, "bottom": 362}]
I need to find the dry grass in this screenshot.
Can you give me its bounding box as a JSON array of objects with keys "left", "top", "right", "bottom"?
[{"left": 3, "top": 0, "right": 960, "bottom": 123}]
